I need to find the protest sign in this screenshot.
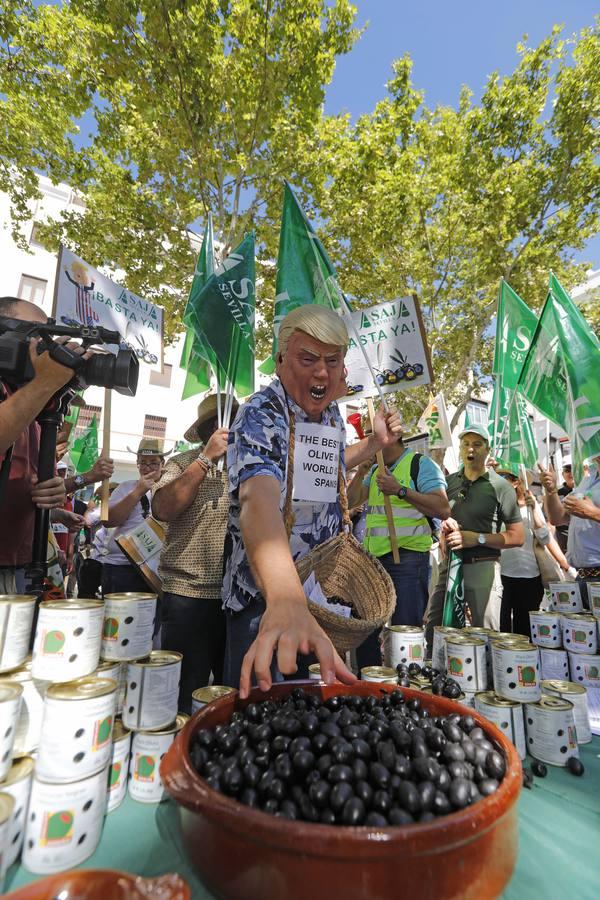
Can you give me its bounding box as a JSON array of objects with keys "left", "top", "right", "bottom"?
[
  {"left": 341, "top": 296, "right": 432, "bottom": 401},
  {"left": 53, "top": 246, "right": 164, "bottom": 371},
  {"left": 293, "top": 422, "right": 342, "bottom": 503}
]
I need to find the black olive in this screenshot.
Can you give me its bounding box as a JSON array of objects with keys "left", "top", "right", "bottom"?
[
  {"left": 472, "top": 764, "right": 487, "bottom": 783},
  {"left": 396, "top": 780, "right": 421, "bottom": 815},
  {"left": 393, "top": 754, "right": 411, "bottom": 779},
  {"left": 425, "top": 728, "right": 446, "bottom": 753},
  {"left": 398, "top": 676, "right": 412, "bottom": 688},
  {"left": 459, "top": 715, "right": 476, "bottom": 733},
  {"left": 421, "top": 665, "right": 433, "bottom": 680},
  {"left": 254, "top": 753, "right": 270, "bottom": 770},
  {"left": 522, "top": 767, "right": 534, "bottom": 789},
  {"left": 241, "top": 787, "right": 259, "bottom": 807},
  {"left": 244, "top": 763, "right": 261, "bottom": 788},
  {"left": 352, "top": 738, "right": 371, "bottom": 760},
  {"left": 298, "top": 794, "right": 319, "bottom": 822},
  {"left": 418, "top": 780, "right": 436, "bottom": 812},
  {"left": 328, "top": 764, "right": 354, "bottom": 784},
  {"left": 352, "top": 758, "right": 368, "bottom": 781},
  {"left": 473, "top": 746, "right": 488, "bottom": 767},
  {"left": 443, "top": 743, "right": 466, "bottom": 763},
  {"left": 316, "top": 753, "right": 333, "bottom": 775},
  {"left": 388, "top": 807, "right": 414, "bottom": 825},
  {"left": 329, "top": 781, "right": 354, "bottom": 813},
  {"left": 448, "top": 777, "right": 471, "bottom": 809},
  {"left": 271, "top": 735, "right": 291, "bottom": 755},
  {"left": 301, "top": 713, "right": 319, "bottom": 736},
  {"left": 485, "top": 750, "right": 506, "bottom": 781},
  {"left": 372, "top": 789, "right": 392, "bottom": 814},
  {"left": 277, "top": 799, "right": 298, "bottom": 820},
  {"left": 196, "top": 730, "right": 215, "bottom": 750},
  {"left": 377, "top": 741, "right": 396, "bottom": 769},
  {"left": 478, "top": 777, "right": 500, "bottom": 796},
  {"left": 531, "top": 760, "right": 547, "bottom": 778},
  {"left": 308, "top": 779, "right": 331, "bottom": 809},
  {"left": 411, "top": 756, "right": 438, "bottom": 782},
  {"left": 274, "top": 753, "right": 293, "bottom": 782},
  {"left": 389, "top": 725, "right": 411, "bottom": 751},
  {"left": 442, "top": 721, "right": 462, "bottom": 743},
  {"left": 343, "top": 725, "right": 362, "bottom": 741},
  {"left": 410, "top": 736, "right": 428, "bottom": 759},
  {"left": 312, "top": 733, "right": 329, "bottom": 754},
  {"left": 238, "top": 747, "right": 256, "bottom": 768},
  {"left": 435, "top": 767, "right": 451, "bottom": 793},
  {"left": 408, "top": 663, "right": 422, "bottom": 676},
  {"left": 355, "top": 779, "right": 373, "bottom": 807},
  {"left": 407, "top": 698, "right": 421, "bottom": 712},
  {"left": 342, "top": 797, "right": 366, "bottom": 826},
  {"left": 567, "top": 757, "right": 584, "bottom": 776},
  {"left": 332, "top": 741, "right": 354, "bottom": 765},
  {"left": 191, "top": 746, "right": 208, "bottom": 772},
  {"left": 205, "top": 773, "right": 221, "bottom": 792},
  {"left": 256, "top": 740, "right": 270, "bottom": 758},
  {"left": 365, "top": 811, "right": 388, "bottom": 827},
  {"left": 461, "top": 739, "right": 476, "bottom": 762},
  {"left": 292, "top": 750, "right": 315, "bottom": 774},
  {"left": 447, "top": 761, "right": 467, "bottom": 780},
  {"left": 320, "top": 809, "right": 336, "bottom": 825},
  {"left": 369, "top": 762, "right": 391, "bottom": 790},
  {"left": 431, "top": 677, "right": 445, "bottom": 695},
  {"left": 443, "top": 681, "right": 462, "bottom": 700},
  {"left": 432, "top": 790, "right": 451, "bottom": 815},
  {"left": 469, "top": 727, "right": 486, "bottom": 742},
  {"left": 419, "top": 811, "right": 435, "bottom": 823},
  {"left": 244, "top": 703, "right": 261, "bottom": 723},
  {"left": 396, "top": 664, "right": 409, "bottom": 675}
]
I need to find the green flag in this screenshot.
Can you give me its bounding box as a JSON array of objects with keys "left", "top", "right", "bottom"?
[
  {"left": 517, "top": 289, "right": 569, "bottom": 430},
  {"left": 189, "top": 233, "right": 255, "bottom": 398},
  {"left": 70, "top": 416, "right": 99, "bottom": 474},
  {"left": 487, "top": 379, "right": 512, "bottom": 451},
  {"left": 495, "top": 391, "right": 538, "bottom": 471},
  {"left": 442, "top": 551, "right": 466, "bottom": 628},
  {"left": 493, "top": 280, "right": 538, "bottom": 391},
  {"left": 547, "top": 274, "right": 600, "bottom": 480},
  {"left": 180, "top": 214, "right": 216, "bottom": 398},
  {"left": 259, "top": 181, "right": 345, "bottom": 374}
]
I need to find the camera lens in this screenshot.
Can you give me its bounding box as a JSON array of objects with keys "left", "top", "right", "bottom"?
[{"left": 83, "top": 348, "right": 139, "bottom": 396}]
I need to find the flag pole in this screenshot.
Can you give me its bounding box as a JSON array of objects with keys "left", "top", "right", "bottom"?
[
  {"left": 367, "top": 398, "right": 400, "bottom": 564},
  {"left": 216, "top": 377, "right": 222, "bottom": 429},
  {"left": 100, "top": 388, "right": 112, "bottom": 521}
]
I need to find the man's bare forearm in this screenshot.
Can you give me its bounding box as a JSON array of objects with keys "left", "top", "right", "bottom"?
[
  {"left": 152, "top": 463, "right": 206, "bottom": 521},
  {"left": 404, "top": 489, "right": 450, "bottom": 520},
  {"left": 106, "top": 489, "right": 143, "bottom": 527},
  {"left": 544, "top": 490, "right": 568, "bottom": 526}
]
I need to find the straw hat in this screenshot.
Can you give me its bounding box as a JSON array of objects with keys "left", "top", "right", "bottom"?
[
  {"left": 184, "top": 394, "right": 239, "bottom": 443},
  {"left": 136, "top": 438, "right": 167, "bottom": 457}
]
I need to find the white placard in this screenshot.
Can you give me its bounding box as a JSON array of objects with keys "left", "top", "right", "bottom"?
[{"left": 293, "top": 423, "right": 341, "bottom": 503}]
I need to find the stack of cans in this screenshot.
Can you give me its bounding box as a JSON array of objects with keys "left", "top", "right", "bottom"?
[{"left": 529, "top": 589, "right": 600, "bottom": 691}]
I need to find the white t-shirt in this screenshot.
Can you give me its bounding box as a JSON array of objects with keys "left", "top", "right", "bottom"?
[
  {"left": 566, "top": 468, "right": 600, "bottom": 567},
  {"left": 501, "top": 503, "right": 550, "bottom": 579},
  {"left": 94, "top": 480, "right": 149, "bottom": 567}
]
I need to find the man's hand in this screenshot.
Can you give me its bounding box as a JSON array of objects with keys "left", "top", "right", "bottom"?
[
  {"left": 564, "top": 494, "right": 599, "bottom": 521},
  {"left": 376, "top": 467, "right": 402, "bottom": 497},
  {"left": 524, "top": 491, "right": 536, "bottom": 509},
  {"left": 372, "top": 407, "right": 403, "bottom": 449},
  {"left": 445, "top": 529, "right": 479, "bottom": 551},
  {"left": 30, "top": 475, "right": 66, "bottom": 509},
  {"left": 30, "top": 337, "right": 89, "bottom": 393},
  {"left": 86, "top": 457, "right": 114, "bottom": 483},
  {"left": 239, "top": 598, "right": 357, "bottom": 699},
  {"left": 538, "top": 463, "right": 557, "bottom": 494},
  {"left": 51, "top": 508, "right": 86, "bottom": 532},
  {"left": 136, "top": 472, "right": 160, "bottom": 494},
  {"left": 203, "top": 428, "right": 229, "bottom": 463}
]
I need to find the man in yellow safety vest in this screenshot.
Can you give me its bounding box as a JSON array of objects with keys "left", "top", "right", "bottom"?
[{"left": 347, "top": 428, "right": 451, "bottom": 668}]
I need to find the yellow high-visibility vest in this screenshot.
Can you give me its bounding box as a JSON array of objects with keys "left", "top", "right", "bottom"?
[{"left": 364, "top": 451, "right": 432, "bottom": 556}]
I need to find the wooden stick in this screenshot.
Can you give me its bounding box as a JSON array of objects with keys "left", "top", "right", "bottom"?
[
  {"left": 367, "top": 398, "right": 400, "bottom": 564},
  {"left": 100, "top": 388, "right": 112, "bottom": 521}
]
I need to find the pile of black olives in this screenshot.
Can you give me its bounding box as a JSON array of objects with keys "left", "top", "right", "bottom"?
[
  {"left": 190, "top": 687, "right": 506, "bottom": 826},
  {"left": 396, "top": 662, "right": 463, "bottom": 700}
]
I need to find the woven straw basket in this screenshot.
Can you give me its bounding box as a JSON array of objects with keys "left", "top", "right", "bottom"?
[{"left": 285, "top": 412, "right": 396, "bottom": 654}]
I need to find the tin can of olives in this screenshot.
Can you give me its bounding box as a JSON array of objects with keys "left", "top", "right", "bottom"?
[
  {"left": 31, "top": 600, "right": 104, "bottom": 683},
  {"left": 0, "top": 792, "right": 15, "bottom": 889},
  {"left": 191, "top": 686, "right": 236, "bottom": 715},
  {"left": 96, "top": 659, "right": 126, "bottom": 715},
  {"left": 492, "top": 641, "right": 541, "bottom": 702},
  {"left": 360, "top": 666, "right": 398, "bottom": 684},
  {"left": 587, "top": 582, "right": 600, "bottom": 618},
  {"left": 524, "top": 695, "right": 578, "bottom": 766},
  {"left": 383, "top": 625, "right": 424, "bottom": 668},
  {"left": 461, "top": 626, "right": 493, "bottom": 681},
  {"left": 541, "top": 679, "right": 591, "bottom": 744},
  {"left": 431, "top": 626, "right": 460, "bottom": 673},
  {"left": 1, "top": 755, "right": 34, "bottom": 868},
  {"left": 539, "top": 647, "right": 570, "bottom": 681},
  {"left": 308, "top": 664, "right": 322, "bottom": 681},
  {"left": 549, "top": 582, "right": 583, "bottom": 614},
  {"left": 122, "top": 650, "right": 182, "bottom": 731},
  {"left": 101, "top": 593, "right": 157, "bottom": 661},
  {"left": 0, "top": 682, "right": 23, "bottom": 780},
  {"left": 22, "top": 766, "right": 108, "bottom": 874},
  {"left": 444, "top": 634, "right": 488, "bottom": 691},
  {"left": 488, "top": 632, "right": 529, "bottom": 644},
  {"left": 0, "top": 595, "right": 37, "bottom": 674},
  {"left": 0, "top": 661, "right": 47, "bottom": 755},
  {"left": 106, "top": 719, "right": 131, "bottom": 813},
  {"left": 561, "top": 614, "right": 597, "bottom": 655},
  {"left": 128, "top": 714, "right": 188, "bottom": 804},
  {"left": 474, "top": 691, "right": 526, "bottom": 759},
  {"left": 568, "top": 651, "right": 600, "bottom": 687},
  {"left": 36, "top": 677, "right": 117, "bottom": 783},
  {"left": 529, "top": 610, "right": 562, "bottom": 649}
]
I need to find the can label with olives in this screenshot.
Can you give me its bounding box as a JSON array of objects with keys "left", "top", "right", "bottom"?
[
  {"left": 587, "top": 582, "right": 600, "bottom": 618},
  {"left": 360, "top": 666, "right": 398, "bottom": 684},
  {"left": 36, "top": 677, "right": 117, "bottom": 783},
  {"left": 0, "top": 596, "right": 36, "bottom": 674},
  {"left": 106, "top": 720, "right": 131, "bottom": 813},
  {"left": 561, "top": 614, "right": 597, "bottom": 655},
  {"left": 383, "top": 626, "right": 424, "bottom": 668},
  {"left": 568, "top": 651, "right": 600, "bottom": 687},
  {"left": 0, "top": 662, "right": 47, "bottom": 755},
  {"left": 101, "top": 594, "right": 157, "bottom": 661},
  {"left": 31, "top": 601, "right": 104, "bottom": 683},
  {"left": 474, "top": 691, "right": 526, "bottom": 759},
  {"left": 492, "top": 642, "right": 541, "bottom": 702},
  {"left": 444, "top": 635, "right": 488, "bottom": 691},
  {"left": 1, "top": 756, "right": 34, "bottom": 869},
  {"left": 22, "top": 767, "right": 107, "bottom": 874},
  {"left": 529, "top": 610, "right": 562, "bottom": 649},
  {"left": 431, "top": 626, "right": 460, "bottom": 673},
  {"left": 539, "top": 648, "right": 570, "bottom": 681},
  {"left": 541, "top": 680, "right": 591, "bottom": 744},
  {"left": 191, "top": 686, "right": 236, "bottom": 715},
  {"left": 122, "top": 651, "right": 182, "bottom": 731},
  {"left": 128, "top": 714, "right": 188, "bottom": 804},
  {"left": 549, "top": 582, "right": 583, "bottom": 614},
  {"left": 0, "top": 683, "right": 23, "bottom": 780},
  {"left": 524, "top": 696, "right": 578, "bottom": 766}
]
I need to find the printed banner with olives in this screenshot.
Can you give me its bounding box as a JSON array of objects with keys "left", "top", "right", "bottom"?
[{"left": 342, "top": 295, "right": 433, "bottom": 401}]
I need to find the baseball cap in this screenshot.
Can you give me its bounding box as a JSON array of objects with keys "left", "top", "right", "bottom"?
[
  {"left": 495, "top": 460, "right": 520, "bottom": 478},
  {"left": 457, "top": 424, "right": 490, "bottom": 444}
]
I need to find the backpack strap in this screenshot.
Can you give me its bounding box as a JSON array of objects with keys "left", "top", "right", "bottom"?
[{"left": 409, "top": 451, "right": 437, "bottom": 537}]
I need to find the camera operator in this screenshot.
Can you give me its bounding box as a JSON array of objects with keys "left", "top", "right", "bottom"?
[{"left": 0, "top": 297, "right": 90, "bottom": 593}]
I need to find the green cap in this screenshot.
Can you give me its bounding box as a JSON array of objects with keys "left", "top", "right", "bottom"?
[
  {"left": 495, "top": 459, "right": 520, "bottom": 478},
  {"left": 457, "top": 423, "right": 490, "bottom": 445}
]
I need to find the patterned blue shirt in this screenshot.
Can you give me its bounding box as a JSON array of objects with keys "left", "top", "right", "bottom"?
[{"left": 222, "top": 378, "right": 346, "bottom": 612}]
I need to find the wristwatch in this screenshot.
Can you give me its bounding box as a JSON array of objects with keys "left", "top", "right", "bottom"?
[
  {"left": 397, "top": 486, "right": 408, "bottom": 500},
  {"left": 73, "top": 474, "right": 85, "bottom": 488},
  {"left": 477, "top": 533, "right": 486, "bottom": 545}
]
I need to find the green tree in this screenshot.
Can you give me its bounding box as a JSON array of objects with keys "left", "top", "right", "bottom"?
[
  {"left": 304, "top": 23, "right": 599, "bottom": 428},
  {"left": 0, "top": 0, "right": 359, "bottom": 337}
]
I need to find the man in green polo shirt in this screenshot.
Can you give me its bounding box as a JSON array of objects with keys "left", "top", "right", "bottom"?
[{"left": 423, "top": 424, "right": 524, "bottom": 653}]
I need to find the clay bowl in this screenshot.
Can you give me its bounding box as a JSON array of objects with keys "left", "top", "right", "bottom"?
[
  {"left": 5, "top": 870, "right": 190, "bottom": 899},
  {"left": 161, "top": 682, "right": 522, "bottom": 900}
]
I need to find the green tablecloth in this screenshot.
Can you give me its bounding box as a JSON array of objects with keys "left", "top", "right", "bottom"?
[{"left": 6, "top": 738, "right": 600, "bottom": 899}]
